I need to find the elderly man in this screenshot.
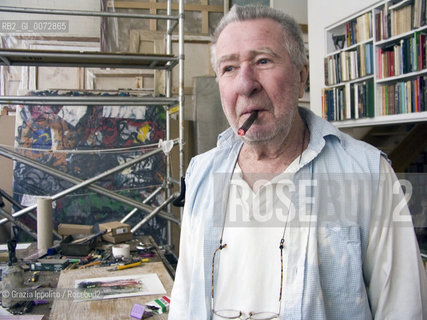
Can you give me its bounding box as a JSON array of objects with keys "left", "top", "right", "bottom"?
[{"left": 169, "top": 5, "right": 427, "bottom": 320}]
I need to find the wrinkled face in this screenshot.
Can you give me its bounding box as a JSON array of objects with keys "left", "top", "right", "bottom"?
[{"left": 215, "top": 18, "right": 307, "bottom": 143}]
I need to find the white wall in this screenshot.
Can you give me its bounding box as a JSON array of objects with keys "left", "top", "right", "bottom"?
[
  {"left": 307, "top": 0, "right": 380, "bottom": 116},
  {"left": 273, "top": 0, "right": 308, "bottom": 24}
]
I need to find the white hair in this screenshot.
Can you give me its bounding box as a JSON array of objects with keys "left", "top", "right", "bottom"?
[{"left": 210, "top": 5, "right": 307, "bottom": 73}]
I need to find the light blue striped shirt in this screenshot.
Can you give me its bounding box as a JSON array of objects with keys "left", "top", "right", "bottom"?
[{"left": 170, "top": 107, "right": 427, "bottom": 319}]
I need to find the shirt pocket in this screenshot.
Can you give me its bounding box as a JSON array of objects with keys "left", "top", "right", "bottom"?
[{"left": 318, "top": 224, "right": 365, "bottom": 297}]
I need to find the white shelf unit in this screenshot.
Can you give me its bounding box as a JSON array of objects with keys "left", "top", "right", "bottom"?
[
  {"left": 330, "top": 110, "right": 427, "bottom": 128},
  {"left": 322, "top": 0, "right": 427, "bottom": 128},
  {"left": 0, "top": 2, "right": 185, "bottom": 247}
]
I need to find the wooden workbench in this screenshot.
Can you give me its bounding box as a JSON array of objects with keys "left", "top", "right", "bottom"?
[{"left": 49, "top": 261, "right": 173, "bottom": 320}]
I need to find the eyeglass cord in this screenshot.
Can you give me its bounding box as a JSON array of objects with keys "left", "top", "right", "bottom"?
[{"left": 213, "top": 122, "right": 308, "bottom": 316}]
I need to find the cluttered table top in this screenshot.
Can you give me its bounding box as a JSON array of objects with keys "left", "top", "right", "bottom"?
[
  {"left": 0, "top": 222, "right": 175, "bottom": 320},
  {"left": 50, "top": 261, "right": 172, "bottom": 320}
]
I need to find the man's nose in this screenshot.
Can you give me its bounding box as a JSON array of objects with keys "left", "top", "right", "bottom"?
[{"left": 236, "top": 63, "right": 261, "bottom": 96}]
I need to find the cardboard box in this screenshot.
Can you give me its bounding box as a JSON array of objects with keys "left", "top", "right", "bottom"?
[
  {"left": 99, "top": 221, "right": 130, "bottom": 235},
  {"left": 102, "top": 232, "right": 133, "bottom": 244},
  {"left": 60, "top": 235, "right": 97, "bottom": 256},
  {"left": 99, "top": 221, "right": 132, "bottom": 244},
  {"left": 58, "top": 223, "right": 93, "bottom": 236}
]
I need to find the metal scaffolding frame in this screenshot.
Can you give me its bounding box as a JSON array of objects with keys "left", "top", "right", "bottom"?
[
  {"left": 0, "top": 1, "right": 185, "bottom": 247},
  {"left": 0, "top": 96, "right": 179, "bottom": 106},
  {"left": 0, "top": 145, "right": 180, "bottom": 226}
]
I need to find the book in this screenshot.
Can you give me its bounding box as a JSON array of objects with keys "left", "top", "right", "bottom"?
[
  {"left": 345, "top": 83, "right": 352, "bottom": 119},
  {"left": 365, "top": 78, "right": 375, "bottom": 117}
]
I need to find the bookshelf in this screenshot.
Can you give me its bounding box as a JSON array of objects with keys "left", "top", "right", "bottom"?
[{"left": 321, "top": 0, "right": 427, "bottom": 128}]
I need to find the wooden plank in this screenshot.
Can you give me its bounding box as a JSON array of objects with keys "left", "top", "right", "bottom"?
[
  {"left": 150, "top": 0, "right": 157, "bottom": 31},
  {"left": 171, "top": 34, "right": 211, "bottom": 43},
  {"left": 107, "top": 1, "right": 306, "bottom": 35},
  {"left": 129, "top": 30, "right": 166, "bottom": 95},
  {"left": 172, "top": 86, "right": 194, "bottom": 95},
  {"left": 107, "top": 1, "right": 223, "bottom": 13},
  {"left": 129, "top": 30, "right": 141, "bottom": 53},
  {"left": 201, "top": 0, "right": 209, "bottom": 34},
  {"left": 49, "top": 261, "right": 173, "bottom": 320}
]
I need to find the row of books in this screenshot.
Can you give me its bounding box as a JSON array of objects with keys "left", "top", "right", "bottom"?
[
  {"left": 325, "top": 43, "right": 374, "bottom": 85},
  {"left": 377, "top": 31, "right": 426, "bottom": 78},
  {"left": 322, "top": 78, "right": 375, "bottom": 121},
  {"left": 412, "top": 0, "right": 427, "bottom": 28},
  {"left": 390, "top": 2, "right": 413, "bottom": 36},
  {"left": 375, "top": 0, "right": 426, "bottom": 41},
  {"left": 378, "top": 75, "right": 426, "bottom": 115},
  {"left": 345, "top": 12, "right": 373, "bottom": 46}
]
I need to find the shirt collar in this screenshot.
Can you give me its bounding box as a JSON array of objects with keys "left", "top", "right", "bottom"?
[
  {"left": 217, "top": 127, "right": 242, "bottom": 149},
  {"left": 299, "top": 107, "right": 342, "bottom": 153}
]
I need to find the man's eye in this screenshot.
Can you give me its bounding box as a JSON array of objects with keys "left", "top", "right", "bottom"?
[
  {"left": 257, "top": 58, "right": 269, "bottom": 65},
  {"left": 223, "top": 66, "right": 234, "bottom": 73}
]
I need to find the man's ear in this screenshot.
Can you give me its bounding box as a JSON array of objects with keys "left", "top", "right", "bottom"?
[{"left": 298, "top": 64, "right": 309, "bottom": 99}]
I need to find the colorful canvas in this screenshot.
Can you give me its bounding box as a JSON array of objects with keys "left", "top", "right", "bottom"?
[{"left": 13, "top": 90, "right": 167, "bottom": 244}]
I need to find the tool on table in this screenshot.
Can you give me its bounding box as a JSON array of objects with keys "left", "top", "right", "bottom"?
[
  {"left": 78, "top": 260, "right": 101, "bottom": 269},
  {"left": 108, "top": 258, "right": 149, "bottom": 271},
  {"left": 31, "top": 271, "right": 39, "bottom": 282}
]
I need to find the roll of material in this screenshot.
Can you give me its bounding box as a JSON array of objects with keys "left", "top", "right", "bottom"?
[
  {"left": 37, "top": 198, "right": 53, "bottom": 250},
  {"left": 112, "top": 244, "right": 131, "bottom": 258}
]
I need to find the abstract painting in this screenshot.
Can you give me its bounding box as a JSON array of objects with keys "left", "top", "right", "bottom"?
[{"left": 13, "top": 90, "right": 167, "bottom": 244}]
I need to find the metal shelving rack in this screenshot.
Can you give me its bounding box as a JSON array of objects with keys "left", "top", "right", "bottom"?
[{"left": 0, "top": 1, "right": 185, "bottom": 248}]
